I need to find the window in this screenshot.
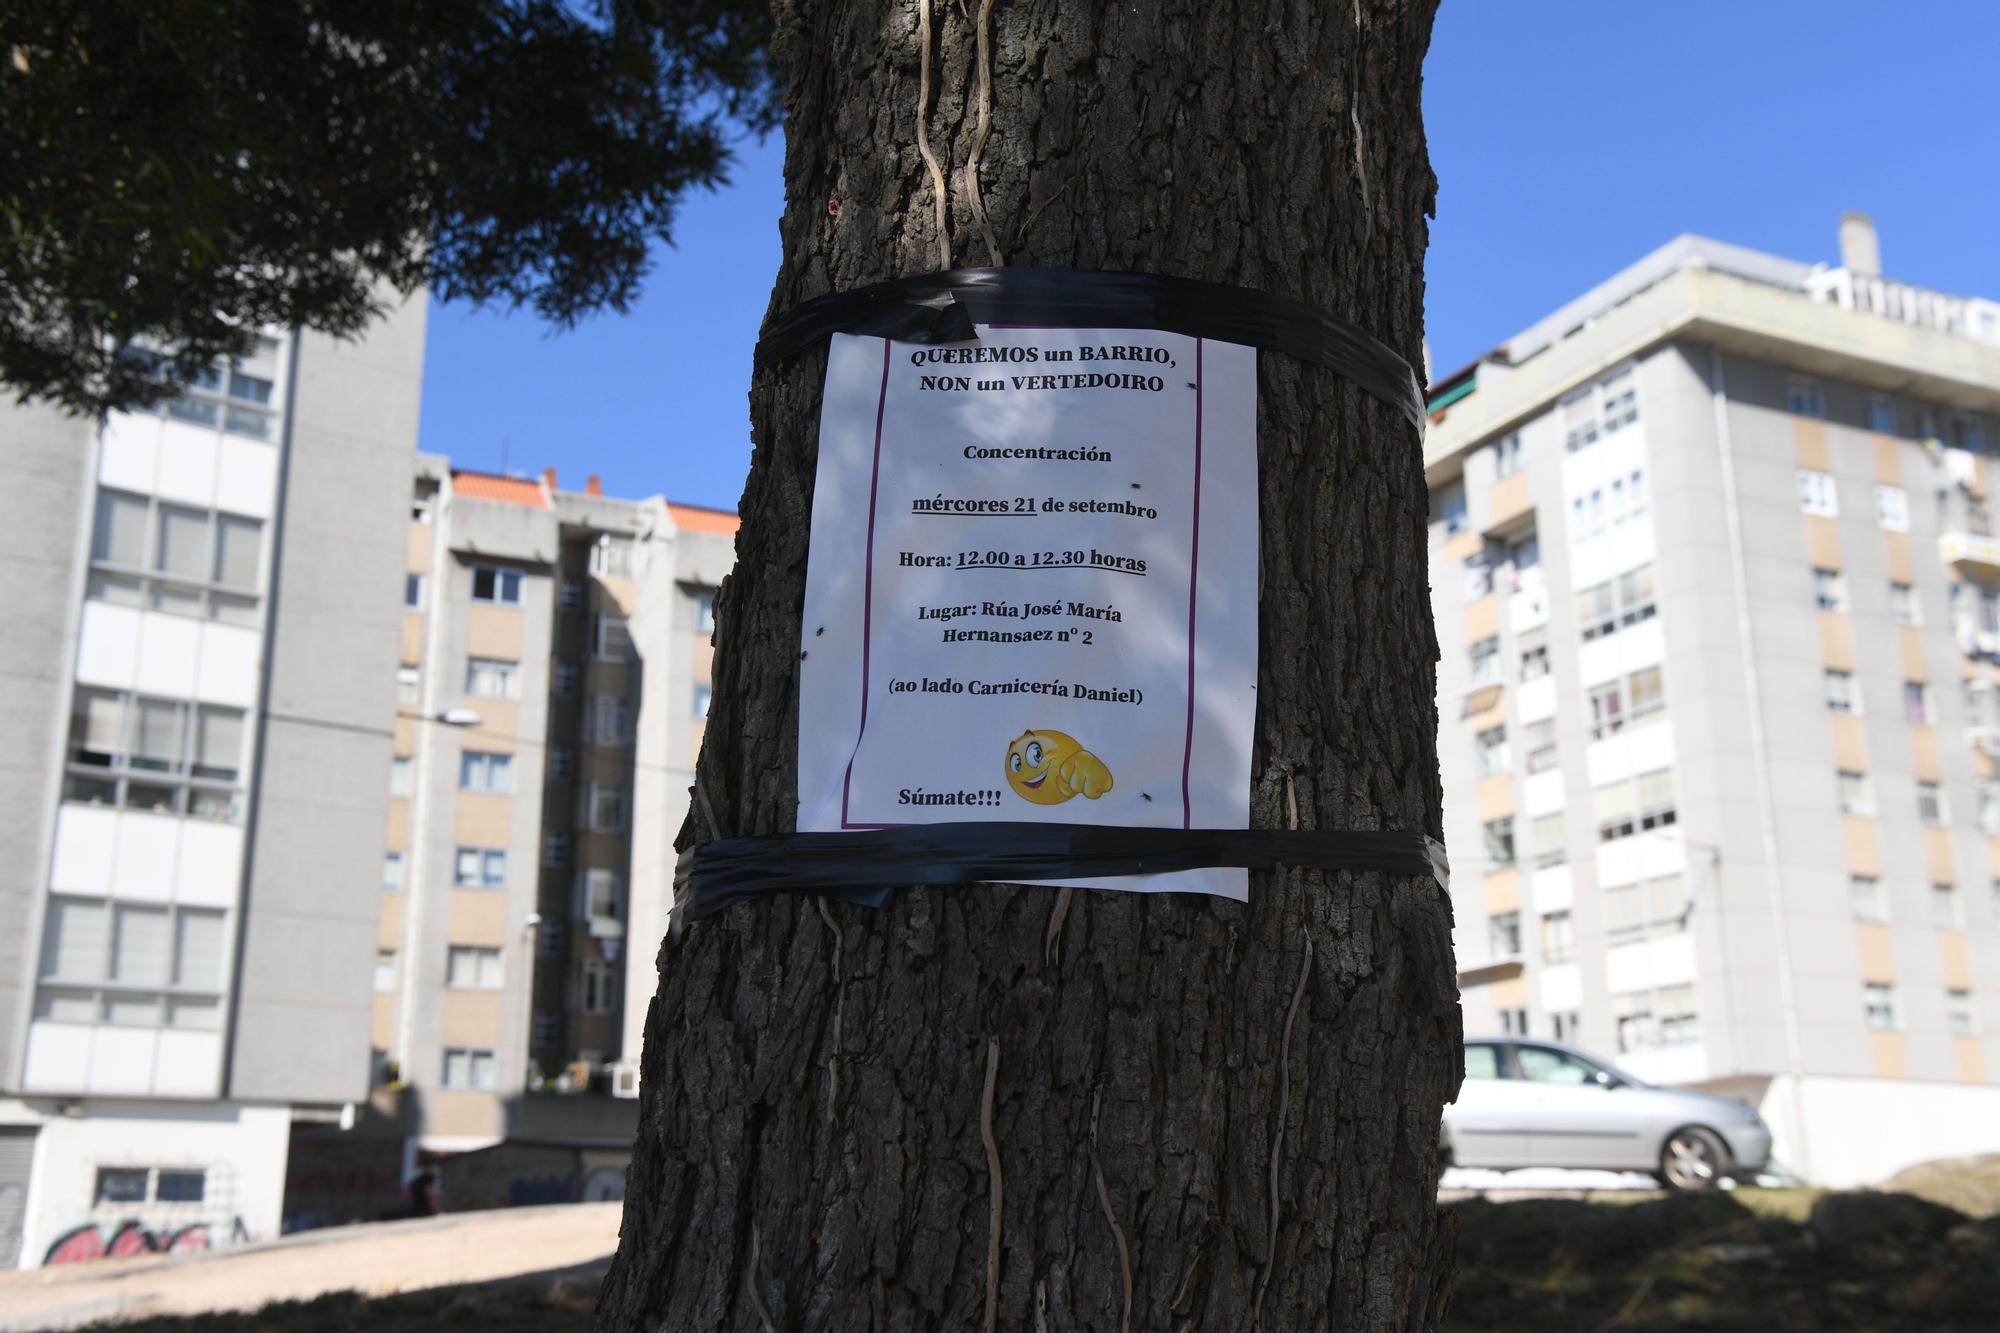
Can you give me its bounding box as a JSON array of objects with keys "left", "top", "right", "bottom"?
[
  {"left": 1787, "top": 375, "right": 1827, "bottom": 419},
  {"left": 1825, "top": 669, "right": 1859, "bottom": 714},
  {"left": 404, "top": 574, "right": 424, "bottom": 610},
  {"left": 538, "top": 917, "right": 565, "bottom": 956},
  {"left": 582, "top": 959, "right": 616, "bottom": 1013},
  {"left": 382, "top": 852, "right": 404, "bottom": 893},
  {"left": 1482, "top": 816, "right": 1515, "bottom": 871},
  {"left": 1463, "top": 1043, "right": 1501, "bottom": 1080},
  {"left": 1516, "top": 1045, "right": 1604, "bottom": 1086},
  {"left": 1562, "top": 365, "right": 1639, "bottom": 452},
  {"left": 693, "top": 683, "right": 713, "bottom": 720},
  {"left": 694, "top": 589, "right": 718, "bottom": 636},
  {"left": 459, "top": 751, "right": 513, "bottom": 793},
  {"left": 446, "top": 946, "right": 503, "bottom": 989},
  {"left": 1876, "top": 486, "right": 1910, "bottom": 532},
  {"left": 1863, "top": 982, "right": 1898, "bottom": 1032},
  {"left": 553, "top": 661, "right": 579, "bottom": 696},
  {"left": 1947, "top": 989, "right": 1979, "bottom": 1037},
  {"left": 585, "top": 696, "right": 631, "bottom": 746},
  {"left": 1795, "top": 469, "right": 1838, "bottom": 517},
  {"left": 1487, "top": 911, "right": 1521, "bottom": 959},
  {"left": 471, "top": 565, "right": 523, "bottom": 605},
  {"left": 1869, "top": 394, "right": 1899, "bottom": 435},
  {"left": 1903, "top": 681, "right": 1933, "bottom": 725},
  {"left": 85, "top": 489, "right": 263, "bottom": 624},
  {"left": 593, "top": 614, "right": 633, "bottom": 661},
  {"left": 95, "top": 1169, "right": 150, "bottom": 1205},
  {"left": 1615, "top": 984, "right": 1699, "bottom": 1052},
  {"left": 559, "top": 578, "right": 584, "bottom": 610},
  {"left": 1814, "top": 568, "right": 1849, "bottom": 613},
  {"left": 1979, "top": 780, "right": 2000, "bottom": 834},
  {"left": 1541, "top": 910, "right": 1576, "bottom": 964},
  {"left": 397, "top": 665, "right": 420, "bottom": 707},
  {"left": 1530, "top": 811, "right": 1565, "bottom": 868},
  {"left": 1493, "top": 432, "right": 1523, "bottom": 478},
  {"left": 138, "top": 336, "right": 281, "bottom": 439},
  {"left": 374, "top": 950, "right": 397, "bottom": 993},
  {"left": 35, "top": 898, "right": 227, "bottom": 1028},
  {"left": 1605, "top": 875, "right": 1688, "bottom": 940},
  {"left": 1523, "top": 719, "right": 1558, "bottom": 775},
  {"left": 545, "top": 831, "right": 572, "bottom": 868},
  {"left": 585, "top": 783, "right": 626, "bottom": 832},
  {"left": 442, "top": 1048, "right": 498, "bottom": 1091},
  {"left": 1476, "top": 727, "right": 1509, "bottom": 777},
  {"left": 157, "top": 1170, "right": 205, "bottom": 1204},
  {"left": 582, "top": 869, "right": 622, "bottom": 920},
  {"left": 62, "top": 689, "right": 245, "bottom": 821},
  {"left": 1596, "top": 768, "right": 1675, "bottom": 842},
  {"left": 533, "top": 1011, "right": 561, "bottom": 1049},
  {"left": 1468, "top": 636, "right": 1501, "bottom": 685},
  {"left": 1917, "top": 780, "right": 1947, "bottom": 825},
  {"left": 453, "top": 847, "right": 507, "bottom": 888},
  {"left": 1587, "top": 666, "right": 1665, "bottom": 740},
  {"left": 1850, "top": 875, "right": 1889, "bottom": 922},
  {"left": 412, "top": 478, "right": 437, "bottom": 523},
  {"left": 1550, "top": 1011, "right": 1581, "bottom": 1043},
  {"left": 1437, "top": 482, "right": 1468, "bottom": 535},
  {"left": 1508, "top": 534, "right": 1541, "bottom": 581},
  {"left": 591, "top": 534, "right": 636, "bottom": 576},
  {"left": 465, "top": 657, "right": 521, "bottom": 699},
  {"left": 1950, "top": 414, "right": 1987, "bottom": 453},
  {"left": 549, "top": 747, "right": 574, "bottom": 781},
  {"left": 1575, "top": 565, "right": 1655, "bottom": 640},
  {"left": 1890, "top": 582, "right": 1921, "bottom": 627},
  {"left": 1932, "top": 883, "right": 1963, "bottom": 929},
  {"left": 1518, "top": 627, "right": 1549, "bottom": 680},
  {"left": 1499, "top": 1007, "right": 1530, "bottom": 1036},
  {"left": 390, "top": 755, "right": 412, "bottom": 797},
  {"left": 1837, "top": 770, "right": 1875, "bottom": 816},
  {"left": 1464, "top": 555, "right": 1495, "bottom": 601}
]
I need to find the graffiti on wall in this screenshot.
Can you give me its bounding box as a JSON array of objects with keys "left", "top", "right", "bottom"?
[{"left": 43, "top": 1215, "right": 251, "bottom": 1266}]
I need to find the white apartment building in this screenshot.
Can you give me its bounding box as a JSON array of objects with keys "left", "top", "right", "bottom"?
[
  {"left": 0, "top": 299, "right": 428, "bottom": 1265},
  {"left": 1429, "top": 215, "right": 2000, "bottom": 1187}
]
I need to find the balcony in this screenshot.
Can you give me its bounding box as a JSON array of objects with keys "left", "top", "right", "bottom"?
[{"left": 1940, "top": 531, "right": 2000, "bottom": 579}]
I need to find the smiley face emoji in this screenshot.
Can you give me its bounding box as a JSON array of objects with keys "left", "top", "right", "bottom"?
[{"left": 1005, "top": 729, "right": 1114, "bottom": 805}]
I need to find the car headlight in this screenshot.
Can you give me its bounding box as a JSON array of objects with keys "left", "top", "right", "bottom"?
[{"left": 1735, "top": 1102, "right": 1762, "bottom": 1125}]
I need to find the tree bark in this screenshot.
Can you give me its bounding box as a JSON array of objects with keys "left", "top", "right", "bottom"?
[{"left": 600, "top": 2, "right": 1457, "bottom": 1329}]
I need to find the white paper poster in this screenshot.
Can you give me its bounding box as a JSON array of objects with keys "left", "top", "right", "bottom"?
[{"left": 797, "top": 326, "right": 1259, "bottom": 897}]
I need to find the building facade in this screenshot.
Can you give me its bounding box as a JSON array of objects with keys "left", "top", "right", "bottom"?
[
  {"left": 0, "top": 297, "right": 429, "bottom": 1266},
  {"left": 1428, "top": 217, "right": 2000, "bottom": 1187},
  {"left": 370, "top": 463, "right": 733, "bottom": 1157}
]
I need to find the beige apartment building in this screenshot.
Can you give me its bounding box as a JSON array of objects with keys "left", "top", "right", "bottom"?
[
  {"left": 1428, "top": 215, "right": 2000, "bottom": 1187},
  {"left": 371, "top": 462, "right": 734, "bottom": 1156}
]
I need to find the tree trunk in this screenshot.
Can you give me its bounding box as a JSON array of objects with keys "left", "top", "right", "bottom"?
[{"left": 600, "top": 2, "right": 1457, "bottom": 1329}]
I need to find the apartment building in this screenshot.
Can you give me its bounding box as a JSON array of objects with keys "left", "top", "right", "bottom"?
[
  {"left": 1428, "top": 216, "right": 2000, "bottom": 1187},
  {"left": 0, "top": 298, "right": 428, "bottom": 1266},
  {"left": 371, "top": 462, "right": 733, "bottom": 1158}
]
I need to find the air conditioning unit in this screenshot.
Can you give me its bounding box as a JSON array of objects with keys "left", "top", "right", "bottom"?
[{"left": 610, "top": 1062, "right": 641, "bottom": 1099}]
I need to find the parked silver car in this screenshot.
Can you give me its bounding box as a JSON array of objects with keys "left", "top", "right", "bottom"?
[{"left": 1442, "top": 1037, "right": 1771, "bottom": 1190}]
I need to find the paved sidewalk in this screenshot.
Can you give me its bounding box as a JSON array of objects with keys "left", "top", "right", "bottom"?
[{"left": 0, "top": 1203, "right": 621, "bottom": 1331}]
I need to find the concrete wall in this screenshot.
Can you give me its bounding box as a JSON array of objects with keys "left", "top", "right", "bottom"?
[
  {"left": 230, "top": 295, "right": 428, "bottom": 1106},
  {"left": 0, "top": 404, "right": 93, "bottom": 1086},
  {"left": 14, "top": 1102, "right": 290, "bottom": 1268}
]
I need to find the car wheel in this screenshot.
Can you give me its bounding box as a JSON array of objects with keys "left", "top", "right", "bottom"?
[{"left": 1657, "top": 1126, "right": 1730, "bottom": 1191}]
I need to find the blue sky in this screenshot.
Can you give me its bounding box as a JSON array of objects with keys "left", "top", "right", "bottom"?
[{"left": 417, "top": 0, "right": 2000, "bottom": 511}]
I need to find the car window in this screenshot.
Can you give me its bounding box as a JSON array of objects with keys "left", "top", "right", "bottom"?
[
  {"left": 1464, "top": 1043, "right": 1502, "bottom": 1080},
  {"left": 1514, "top": 1045, "right": 1600, "bottom": 1085}
]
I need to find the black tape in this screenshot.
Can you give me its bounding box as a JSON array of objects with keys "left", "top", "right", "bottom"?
[
  {"left": 673, "top": 823, "right": 1448, "bottom": 925},
  {"left": 753, "top": 268, "right": 1426, "bottom": 432}
]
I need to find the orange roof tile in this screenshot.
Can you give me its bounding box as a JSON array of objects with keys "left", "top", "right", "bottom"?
[
  {"left": 452, "top": 470, "right": 549, "bottom": 508},
  {"left": 668, "top": 502, "right": 740, "bottom": 535}
]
